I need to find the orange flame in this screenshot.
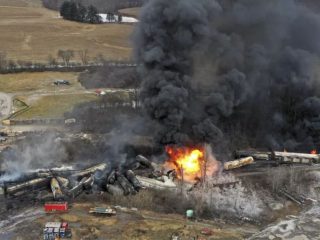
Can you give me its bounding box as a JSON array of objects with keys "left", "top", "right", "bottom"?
[
  {"left": 165, "top": 146, "right": 204, "bottom": 181},
  {"left": 311, "top": 149, "right": 317, "bottom": 154}
]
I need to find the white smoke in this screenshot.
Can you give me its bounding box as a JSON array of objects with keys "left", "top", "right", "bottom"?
[
  {"left": 188, "top": 174, "right": 265, "bottom": 218},
  {"left": 0, "top": 133, "right": 67, "bottom": 182}
]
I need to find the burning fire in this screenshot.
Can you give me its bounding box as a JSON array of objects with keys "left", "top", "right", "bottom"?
[{"left": 165, "top": 146, "right": 204, "bottom": 180}]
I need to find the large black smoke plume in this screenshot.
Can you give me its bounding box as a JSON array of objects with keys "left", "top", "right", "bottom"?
[
  {"left": 135, "top": 0, "right": 223, "bottom": 146},
  {"left": 135, "top": 0, "right": 320, "bottom": 152}
]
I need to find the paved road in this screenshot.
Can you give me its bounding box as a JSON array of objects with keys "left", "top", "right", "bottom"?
[{"left": 0, "top": 92, "right": 12, "bottom": 120}]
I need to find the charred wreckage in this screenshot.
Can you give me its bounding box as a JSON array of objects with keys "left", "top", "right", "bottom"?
[
  {"left": 1, "top": 148, "right": 320, "bottom": 207},
  {"left": 0, "top": 154, "right": 177, "bottom": 205}
]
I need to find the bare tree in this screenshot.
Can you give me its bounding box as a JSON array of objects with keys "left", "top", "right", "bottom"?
[
  {"left": 57, "top": 49, "right": 74, "bottom": 66},
  {"left": 79, "top": 49, "right": 89, "bottom": 65},
  {"left": 94, "top": 53, "right": 105, "bottom": 64},
  {"left": 8, "top": 60, "right": 17, "bottom": 70},
  {"left": 17, "top": 60, "right": 26, "bottom": 67},
  {"left": 0, "top": 51, "right": 7, "bottom": 70},
  {"left": 48, "top": 54, "right": 57, "bottom": 67},
  {"left": 42, "top": 0, "right": 145, "bottom": 12},
  {"left": 132, "top": 88, "right": 140, "bottom": 108}
]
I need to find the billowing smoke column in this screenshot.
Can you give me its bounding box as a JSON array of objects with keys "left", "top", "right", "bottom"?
[
  {"left": 135, "top": 0, "right": 223, "bottom": 146},
  {"left": 136, "top": 0, "right": 320, "bottom": 152}
]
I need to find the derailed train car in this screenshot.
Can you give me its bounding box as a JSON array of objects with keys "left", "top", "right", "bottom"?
[
  {"left": 0, "top": 163, "right": 107, "bottom": 201},
  {"left": 0, "top": 156, "right": 162, "bottom": 203},
  {"left": 235, "top": 150, "right": 320, "bottom": 165}
]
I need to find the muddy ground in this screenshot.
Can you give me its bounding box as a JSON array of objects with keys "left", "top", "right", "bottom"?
[
  {"left": 0, "top": 197, "right": 258, "bottom": 240},
  {"left": 1, "top": 189, "right": 319, "bottom": 240}
]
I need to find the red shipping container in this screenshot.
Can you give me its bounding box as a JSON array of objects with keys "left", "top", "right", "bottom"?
[{"left": 44, "top": 202, "right": 68, "bottom": 213}]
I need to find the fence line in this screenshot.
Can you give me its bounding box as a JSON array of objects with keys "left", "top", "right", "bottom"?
[{"left": 0, "top": 61, "right": 137, "bottom": 74}]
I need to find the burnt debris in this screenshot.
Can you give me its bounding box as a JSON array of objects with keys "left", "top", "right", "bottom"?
[
  {"left": 0, "top": 155, "right": 176, "bottom": 202},
  {"left": 1, "top": 149, "right": 320, "bottom": 206}
]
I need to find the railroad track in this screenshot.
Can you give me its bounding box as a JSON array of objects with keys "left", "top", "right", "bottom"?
[{"left": 232, "top": 164, "right": 320, "bottom": 177}]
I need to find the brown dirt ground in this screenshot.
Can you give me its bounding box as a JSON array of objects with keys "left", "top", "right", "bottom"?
[
  {"left": 0, "top": 72, "right": 81, "bottom": 93},
  {"left": 7, "top": 201, "right": 257, "bottom": 240},
  {"left": 0, "top": 1, "right": 133, "bottom": 63}
]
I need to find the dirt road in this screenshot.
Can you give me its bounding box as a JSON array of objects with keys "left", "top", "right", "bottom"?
[{"left": 0, "top": 207, "right": 44, "bottom": 239}]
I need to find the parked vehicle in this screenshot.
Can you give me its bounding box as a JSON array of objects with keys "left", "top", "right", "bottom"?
[
  {"left": 0, "top": 136, "right": 6, "bottom": 143},
  {"left": 43, "top": 222, "right": 71, "bottom": 239},
  {"left": 0, "top": 132, "right": 8, "bottom": 137},
  {"left": 89, "top": 207, "right": 116, "bottom": 215},
  {"left": 44, "top": 202, "right": 68, "bottom": 213},
  {"left": 54, "top": 80, "right": 70, "bottom": 86}
]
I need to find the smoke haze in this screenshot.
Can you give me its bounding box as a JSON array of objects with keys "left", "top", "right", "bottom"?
[{"left": 0, "top": 133, "right": 67, "bottom": 181}]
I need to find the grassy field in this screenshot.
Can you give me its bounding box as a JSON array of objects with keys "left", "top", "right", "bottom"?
[
  {"left": 13, "top": 93, "right": 98, "bottom": 119},
  {"left": 119, "top": 7, "right": 141, "bottom": 18},
  {"left": 0, "top": 72, "right": 98, "bottom": 120},
  {"left": 0, "top": 1, "right": 137, "bottom": 120},
  {"left": 0, "top": 72, "right": 81, "bottom": 93},
  {"left": 0, "top": 0, "right": 42, "bottom": 7},
  {"left": 0, "top": 1, "right": 133, "bottom": 63}
]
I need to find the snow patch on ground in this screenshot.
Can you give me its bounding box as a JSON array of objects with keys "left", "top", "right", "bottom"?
[
  {"left": 249, "top": 205, "right": 320, "bottom": 239},
  {"left": 98, "top": 14, "right": 138, "bottom": 23},
  {"left": 0, "top": 207, "right": 44, "bottom": 235}
]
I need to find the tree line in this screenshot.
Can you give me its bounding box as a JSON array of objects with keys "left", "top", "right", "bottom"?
[
  {"left": 43, "top": 0, "right": 145, "bottom": 12},
  {"left": 0, "top": 49, "right": 122, "bottom": 73},
  {"left": 60, "top": 1, "right": 102, "bottom": 23}
]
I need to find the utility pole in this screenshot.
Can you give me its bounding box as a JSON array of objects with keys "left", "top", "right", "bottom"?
[
  {"left": 202, "top": 143, "right": 208, "bottom": 184},
  {"left": 180, "top": 164, "right": 184, "bottom": 195}
]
